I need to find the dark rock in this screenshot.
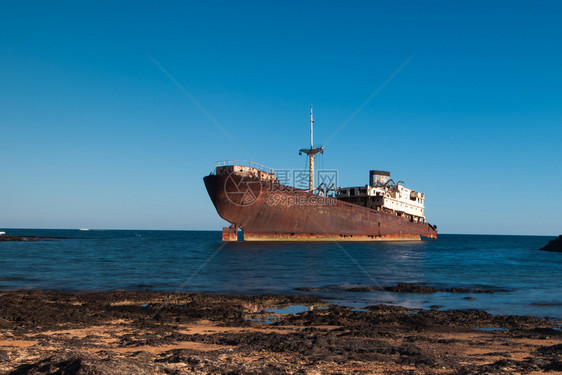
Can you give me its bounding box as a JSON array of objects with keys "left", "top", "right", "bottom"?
[
  {"left": 0, "top": 236, "right": 67, "bottom": 242},
  {"left": 536, "top": 343, "right": 562, "bottom": 356},
  {"left": 385, "top": 283, "right": 437, "bottom": 294},
  {"left": 0, "top": 349, "right": 11, "bottom": 362},
  {"left": 540, "top": 235, "right": 562, "bottom": 252},
  {"left": 296, "top": 283, "right": 501, "bottom": 295},
  {"left": 8, "top": 353, "right": 152, "bottom": 375},
  {"left": 0, "top": 290, "right": 323, "bottom": 333},
  {"left": 1, "top": 290, "right": 559, "bottom": 374},
  {"left": 396, "top": 343, "right": 440, "bottom": 367},
  {"left": 464, "top": 296, "right": 475, "bottom": 300},
  {"left": 511, "top": 327, "right": 562, "bottom": 339},
  {"left": 346, "top": 286, "right": 376, "bottom": 292},
  {"left": 157, "top": 349, "right": 294, "bottom": 374},
  {"left": 367, "top": 283, "right": 497, "bottom": 294}
]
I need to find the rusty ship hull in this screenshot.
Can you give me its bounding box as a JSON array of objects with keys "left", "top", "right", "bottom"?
[{"left": 204, "top": 173, "right": 438, "bottom": 242}]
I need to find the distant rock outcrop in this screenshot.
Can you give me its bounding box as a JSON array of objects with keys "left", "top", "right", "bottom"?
[
  {"left": 0, "top": 236, "right": 66, "bottom": 242},
  {"left": 540, "top": 235, "right": 562, "bottom": 252},
  {"left": 0, "top": 236, "right": 41, "bottom": 242}
]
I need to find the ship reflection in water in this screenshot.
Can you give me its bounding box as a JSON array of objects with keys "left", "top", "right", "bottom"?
[
  {"left": 207, "top": 240, "right": 426, "bottom": 308},
  {"left": 202, "top": 236, "right": 561, "bottom": 318}
]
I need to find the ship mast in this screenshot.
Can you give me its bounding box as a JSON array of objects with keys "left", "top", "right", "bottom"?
[
  {"left": 310, "top": 104, "right": 313, "bottom": 148},
  {"left": 299, "top": 105, "right": 324, "bottom": 191}
]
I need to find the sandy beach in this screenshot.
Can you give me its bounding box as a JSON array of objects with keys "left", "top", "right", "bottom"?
[{"left": 0, "top": 290, "right": 560, "bottom": 374}]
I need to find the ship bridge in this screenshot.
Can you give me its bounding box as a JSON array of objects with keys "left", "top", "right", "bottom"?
[{"left": 336, "top": 170, "right": 426, "bottom": 223}]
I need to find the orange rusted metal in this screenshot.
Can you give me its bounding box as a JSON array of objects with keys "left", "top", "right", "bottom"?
[
  {"left": 222, "top": 227, "right": 237, "bottom": 242},
  {"left": 204, "top": 173, "right": 438, "bottom": 242}
]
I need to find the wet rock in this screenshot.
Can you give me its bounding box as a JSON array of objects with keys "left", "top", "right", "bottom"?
[
  {"left": 345, "top": 286, "right": 376, "bottom": 292},
  {"left": 157, "top": 349, "right": 203, "bottom": 364},
  {"left": 157, "top": 349, "right": 295, "bottom": 374},
  {"left": 463, "top": 296, "right": 475, "bottom": 300},
  {"left": 8, "top": 353, "right": 152, "bottom": 375},
  {"left": 540, "top": 235, "right": 562, "bottom": 252},
  {"left": 0, "top": 291, "right": 322, "bottom": 332},
  {"left": 1, "top": 290, "right": 560, "bottom": 374},
  {"left": 396, "top": 344, "right": 440, "bottom": 367},
  {"left": 456, "top": 344, "right": 562, "bottom": 374},
  {"left": 455, "top": 359, "right": 530, "bottom": 374},
  {"left": 536, "top": 343, "right": 562, "bottom": 356},
  {"left": 294, "top": 287, "right": 320, "bottom": 292},
  {"left": 118, "top": 331, "right": 193, "bottom": 347},
  {"left": 385, "top": 283, "right": 437, "bottom": 294},
  {"left": 0, "top": 349, "right": 11, "bottom": 362},
  {"left": 297, "top": 283, "right": 499, "bottom": 294},
  {"left": 510, "top": 327, "right": 562, "bottom": 339}
]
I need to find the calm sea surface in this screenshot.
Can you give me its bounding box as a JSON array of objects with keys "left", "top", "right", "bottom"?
[{"left": 1, "top": 229, "right": 560, "bottom": 318}]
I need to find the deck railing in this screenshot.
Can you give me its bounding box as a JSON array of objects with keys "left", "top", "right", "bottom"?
[{"left": 215, "top": 160, "right": 275, "bottom": 174}]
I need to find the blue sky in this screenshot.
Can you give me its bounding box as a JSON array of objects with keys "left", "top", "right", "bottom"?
[{"left": 1, "top": 1, "right": 560, "bottom": 234}]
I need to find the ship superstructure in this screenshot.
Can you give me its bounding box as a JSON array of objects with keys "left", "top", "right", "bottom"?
[{"left": 337, "top": 170, "right": 427, "bottom": 224}]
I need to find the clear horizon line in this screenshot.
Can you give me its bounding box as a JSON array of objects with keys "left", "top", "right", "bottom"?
[{"left": 0, "top": 227, "right": 557, "bottom": 237}]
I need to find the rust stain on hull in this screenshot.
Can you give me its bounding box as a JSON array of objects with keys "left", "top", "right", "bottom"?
[{"left": 222, "top": 227, "right": 237, "bottom": 242}]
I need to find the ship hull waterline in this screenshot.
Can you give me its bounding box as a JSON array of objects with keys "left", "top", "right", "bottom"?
[{"left": 204, "top": 174, "right": 438, "bottom": 242}]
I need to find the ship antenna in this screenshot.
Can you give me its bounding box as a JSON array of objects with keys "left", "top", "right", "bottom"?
[
  {"left": 299, "top": 104, "right": 324, "bottom": 192},
  {"left": 310, "top": 104, "right": 314, "bottom": 148}
]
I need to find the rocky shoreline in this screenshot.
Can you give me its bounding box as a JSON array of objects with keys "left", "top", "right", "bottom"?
[{"left": 0, "top": 290, "right": 560, "bottom": 374}]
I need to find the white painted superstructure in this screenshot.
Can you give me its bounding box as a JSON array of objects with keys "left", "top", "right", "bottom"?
[{"left": 336, "top": 170, "right": 426, "bottom": 222}]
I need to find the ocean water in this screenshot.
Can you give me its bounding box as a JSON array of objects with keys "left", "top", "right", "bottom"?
[{"left": 0, "top": 229, "right": 561, "bottom": 319}]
